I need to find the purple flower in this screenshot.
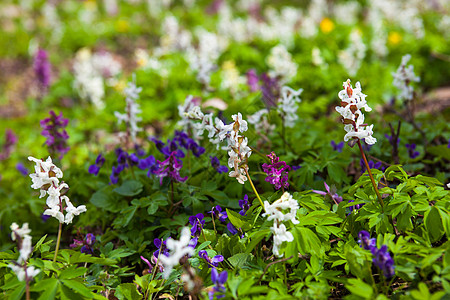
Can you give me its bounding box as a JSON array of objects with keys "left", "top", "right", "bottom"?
[
  {"left": 189, "top": 213, "right": 205, "bottom": 237},
  {"left": 154, "top": 151, "right": 188, "bottom": 185},
  {"left": 16, "top": 163, "right": 29, "bottom": 176},
  {"left": 88, "top": 154, "right": 105, "bottom": 176},
  {"left": 448, "top": 139, "right": 450, "bottom": 148},
  {"left": 260, "top": 73, "right": 280, "bottom": 109},
  {"left": 41, "top": 213, "right": 51, "bottom": 222},
  {"left": 238, "top": 195, "right": 250, "bottom": 216},
  {"left": 385, "top": 134, "right": 400, "bottom": 147},
  {"left": 141, "top": 255, "right": 153, "bottom": 273},
  {"left": 331, "top": 140, "right": 344, "bottom": 152},
  {"left": 199, "top": 250, "right": 224, "bottom": 268},
  {"left": 85, "top": 233, "right": 95, "bottom": 246},
  {"left": 262, "top": 152, "right": 291, "bottom": 190},
  {"left": 357, "top": 230, "right": 376, "bottom": 251},
  {"left": 70, "top": 233, "right": 96, "bottom": 254},
  {"left": 153, "top": 238, "right": 169, "bottom": 258},
  {"left": 311, "top": 182, "right": 343, "bottom": 205},
  {"left": 40, "top": 111, "right": 70, "bottom": 159},
  {"left": 110, "top": 164, "right": 125, "bottom": 184},
  {"left": 209, "top": 268, "right": 227, "bottom": 300},
  {"left": 210, "top": 156, "right": 228, "bottom": 174},
  {"left": 291, "top": 165, "right": 302, "bottom": 171},
  {"left": 347, "top": 199, "right": 364, "bottom": 214},
  {"left": 227, "top": 222, "right": 244, "bottom": 238},
  {"left": 405, "top": 143, "right": 420, "bottom": 159},
  {"left": 34, "top": 48, "right": 51, "bottom": 90},
  {"left": 360, "top": 159, "right": 383, "bottom": 174},
  {"left": 358, "top": 231, "right": 395, "bottom": 278},
  {"left": 246, "top": 69, "right": 260, "bottom": 92},
  {"left": 0, "top": 129, "right": 18, "bottom": 161},
  {"left": 209, "top": 205, "right": 228, "bottom": 222}
]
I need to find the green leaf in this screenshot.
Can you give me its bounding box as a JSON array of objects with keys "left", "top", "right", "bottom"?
[
  {"left": 113, "top": 180, "right": 143, "bottom": 197},
  {"left": 424, "top": 207, "right": 444, "bottom": 243},
  {"left": 115, "top": 283, "right": 143, "bottom": 300},
  {"left": 245, "top": 229, "right": 271, "bottom": 253},
  {"left": 294, "top": 227, "right": 322, "bottom": 256},
  {"left": 33, "top": 234, "right": 48, "bottom": 253},
  {"left": 228, "top": 253, "right": 252, "bottom": 269},
  {"left": 32, "top": 278, "right": 59, "bottom": 300},
  {"left": 8, "top": 281, "right": 26, "bottom": 300},
  {"left": 61, "top": 279, "right": 94, "bottom": 298},
  {"left": 226, "top": 209, "right": 250, "bottom": 231},
  {"left": 59, "top": 266, "right": 88, "bottom": 279},
  {"left": 346, "top": 278, "right": 373, "bottom": 299},
  {"left": 147, "top": 202, "right": 158, "bottom": 215}
]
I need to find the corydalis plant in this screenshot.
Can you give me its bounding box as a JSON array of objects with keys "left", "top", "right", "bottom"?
[
  {"left": 262, "top": 152, "right": 291, "bottom": 191},
  {"left": 34, "top": 48, "right": 51, "bottom": 92},
  {"left": 28, "top": 156, "right": 86, "bottom": 261},
  {"left": 358, "top": 230, "right": 395, "bottom": 278},
  {"left": 8, "top": 223, "right": 40, "bottom": 300},
  {"left": 392, "top": 54, "right": 420, "bottom": 102},
  {"left": 114, "top": 75, "right": 142, "bottom": 144},
  {"left": 40, "top": 111, "right": 70, "bottom": 159}
]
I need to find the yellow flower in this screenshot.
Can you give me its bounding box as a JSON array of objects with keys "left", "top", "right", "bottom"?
[
  {"left": 388, "top": 32, "right": 402, "bottom": 45},
  {"left": 320, "top": 18, "right": 335, "bottom": 34}
]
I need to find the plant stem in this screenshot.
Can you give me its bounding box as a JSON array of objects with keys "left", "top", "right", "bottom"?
[
  {"left": 357, "top": 141, "right": 384, "bottom": 210},
  {"left": 244, "top": 169, "right": 265, "bottom": 212},
  {"left": 53, "top": 222, "right": 62, "bottom": 262}
]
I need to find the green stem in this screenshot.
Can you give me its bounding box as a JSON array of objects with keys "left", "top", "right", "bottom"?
[
  {"left": 53, "top": 222, "right": 62, "bottom": 262},
  {"left": 244, "top": 169, "right": 265, "bottom": 212},
  {"left": 357, "top": 141, "right": 384, "bottom": 210}
]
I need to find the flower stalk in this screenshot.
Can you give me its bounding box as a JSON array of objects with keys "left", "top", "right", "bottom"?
[{"left": 357, "top": 141, "right": 384, "bottom": 210}]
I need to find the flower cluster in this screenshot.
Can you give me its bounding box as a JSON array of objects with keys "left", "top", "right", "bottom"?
[
  {"left": 209, "top": 268, "right": 227, "bottom": 300},
  {"left": 311, "top": 182, "right": 343, "bottom": 205},
  {"left": 114, "top": 75, "right": 143, "bottom": 143},
  {"left": 262, "top": 152, "right": 291, "bottom": 190},
  {"left": 263, "top": 192, "right": 299, "bottom": 257},
  {"left": 40, "top": 111, "right": 70, "bottom": 159},
  {"left": 0, "top": 129, "right": 17, "bottom": 161},
  {"left": 392, "top": 54, "right": 420, "bottom": 102},
  {"left": 28, "top": 156, "right": 86, "bottom": 224},
  {"left": 239, "top": 195, "right": 250, "bottom": 216},
  {"left": 70, "top": 233, "right": 96, "bottom": 254},
  {"left": 189, "top": 213, "right": 205, "bottom": 237},
  {"left": 88, "top": 154, "right": 105, "bottom": 176},
  {"left": 154, "top": 151, "right": 188, "bottom": 185},
  {"left": 8, "top": 223, "right": 40, "bottom": 282},
  {"left": 358, "top": 231, "right": 395, "bottom": 278},
  {"left": 338, "top": 29, "right": 366, "bottom": 77},
  {"left": 405, "top": 143, "right": 420, "bottom": 159},
  {"left": 199, "top": 250, "right": 224, "bottom": 268},
  {"left": 158, "top": 227, "right": 196, "bottom": 279},
  {"left": 266, "top": 44, "right": 298, "bottom": 85},
  {"left": 34, "top": 48, "right": 51, "bottom": 90},
  {"left": 209, "top": 206, "right": 227, "bottom": 222},
  {"left": 277, "top": 86, "right": 303, "bottom": 128},
  {"left": 335, "top": 79, "right": 377, "bottom": 146}
]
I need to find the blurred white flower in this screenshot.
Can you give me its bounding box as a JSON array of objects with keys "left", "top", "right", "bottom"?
[
  {"left": 159, "top": 227, "right": 194, "bottom": 279},
  {"left": 338, "top": 30, "right": 366, "bottom": 77},
  {"left": 277, "top": 86, "right": 303, "bottom": 128},
  {"left": 392, "top": 54, "right": 420, "bottom": 102},
  {"left": 267, "top": 45, "right": 298, "bottom": 84}
]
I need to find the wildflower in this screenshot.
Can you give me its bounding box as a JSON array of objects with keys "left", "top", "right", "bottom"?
[
  {"left": 262, "top": 152, "right": 291, "bottom": 190},
  {"left": 227, "top": 113, "right": 252, "bottom": 184},
  {"left": 28, "top": 156, "right": 86, "bottom": 224},
  {"left": 34, "top": 49, "right": 51, "bottom": 90},
  {"left": 189, "top": 213, "right": 205, "bottom": 237},
  {"left": 311, "top": 182, "right": 343, "bottom": 205},
  {"left": 40, "top": 111, "right": 70, "bottom": 159},
  {"left": 199, "top": 250, "right": 224, "bottom": 268},
  {"left": 338, "top": 30, "right": 366, "bottom": 77},
  {"left": 209, "top": 268, "right": 227, "bottom": 300},
  {"left": 246, "top": 69, "right": 260, "bottom": 92},
  {"left": 153, "top": 238, "right": 169, "bottom": 258},
  {"left": 277, "top": 86, "right": 303, "bottom": 128},
  {"left": 358, "top": 230, "right": 395, "bottom": 278},
  {"left": 331, "top": 140, "right": 344, "bottom": 152},
  {"left": 238, "top": 195, "right": 250, "bottom": 216},
  {"left": 360, "top": 159, "right": 383, "bottom": 174},
  {"left": 158, "top": 227, "right": 195, "bottom": 279},
  {"left": 335, "top": 79, "right": 377, "bottom": 145},
  {"left": 114, "top": 75, "right": 142, "bottom": 143},
  {"left": 260, "top": 73, "right": 280, "bottom": 109},
  {"left": 16, "top": 163, "right": 29, "bottom": 176},
  {"left": 267, "top": 44, "right": 298, "bottom": 85},
  {"left": 8, "top": 223, "right": 40, "bottom": 282},
  {"left": 385, "top": 134, "right": 400, "bottom": 147},
  {"left": 154, "top": 151, "right": 188, "bottom": 185},
  {"left": 70, "top": 233, "right": 96, "bottom": 254},
  {"left": 347, "top": 200, "right": 364, "bottom": 214},
  {"left": 405, "top": 143, "right": 420, "bottom": 159},
  {"left": 210, "top": 156, "right": 228, "bottom": 174},
  {"left": 88, "top": 154, "right": 105, "bottom": 176},
  {"left": 209, "top": 206, "right": 227, "bottom": 222},
  {"left": 392, "top": 54, "right": 420, "bottom": 102},
  {"left": 263, "top": 192, "right": 299, "bottom": 257},
  {"left": 0, "top": 129, "right": 17, "bottom": 161}
]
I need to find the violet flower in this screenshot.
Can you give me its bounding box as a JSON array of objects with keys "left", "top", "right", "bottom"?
[
  {"left": 40, "top": 111, "right": 70, "bottom": 159},
  {"left": 246, "top": 69, "right": 260, "bottom": 92},
  {"left": 88, "top": 154, "right": 105, "bottom": 176},
  {"left": 199, "top": 250, "right": 224, "bottom": 268},
  {"left": 210, "top": 156, "right": 228, "bottom": 174},
  {"left": 0, "top": 129, "right": 17, "bottom": 161},
  {"left": 358, "top": 230, "right": 395, "bottom": 278},
  {"left": 153, "top": 238, "right": 169, "bottom": 258},
  {"left": 34, "top": 48, "right": 51, "bottom": 90},
  {"left": 209, "top": 206, "right": 227, "bottom": 222},
  {"left": 16, "top": 163, "right": 29, "bottom": 176},
  {"left": 189, "top": 213, "right": 205, "bottom": 237},
  {"left": 311, "top": 182, "right": 343, "bottom": 205},
  {"left": 260, "top": 73, "right": 280, "bottom": 109},
  {"left": 262, "top": 152, "right": 291, "bottom": 190},
  {"left": 209, "top": 268, "right": 227, "bottom": 300},
  {"left": 405, "top": 143, "right": 420, "bottom": 159},
  {"left": 385, "top": 134, "right": 400, "bottom": 147},
  {"left": 70, "top": 233, "right": 96, "bottom": 254},
  {"left": 360, "top": 159, "right": 383, "bottom": 174},
  {"left": 238, "top": 195, "right": 250, "bottom": 216},
  {"left": 331, "top": 140, "right": 344, "bottom": 152},
  {"left": 154, "top": 151, "right": 188, "bottom": 185}
]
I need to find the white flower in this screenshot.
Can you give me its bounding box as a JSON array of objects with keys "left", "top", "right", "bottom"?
[
  {"left": 43, "top": 206, "right": 65, "bottom": 224},
  {"left": 10, "top": 223, "right": 31, "bottom": 241},
  {"left": 263, "top": 192, "right": 299, "bottom": 224},
  {"left": 392, "top": 54, "right": 420, "bottom": 102},
  {"left": 335, "top": 80, "right": 376, "bottom": 145},
  {"left": 19, "top": 235, "right": 32, "bottom": 264},
  {"left": 277, "top": 86, "right": 303, "bottom": 128},
  {"left": 338, "top": 30, "right": 366, "bottom": 77},
  {"left": 159, "top": 227, "right": 194, "bottom": 279},
  {"left": 64, "top": 201, "right": 87, "bottom": 224},
  {"left": 267, "top": 45, "right": 298, "bottom": 84},
  {"left": 114, "top": 75, "right": 143, "bottom": 142},
  {"left": 271, "top": 223, "right": 294, "bottom": 257},
  {"left": 28, "top": 156, "right": 63, "bottom": 191},
  {"left": 8, "top": 264, "right": 40, "bottom": 282},
  {"left": 46, "top": 183, "right": 68, "bottom": 208}
]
